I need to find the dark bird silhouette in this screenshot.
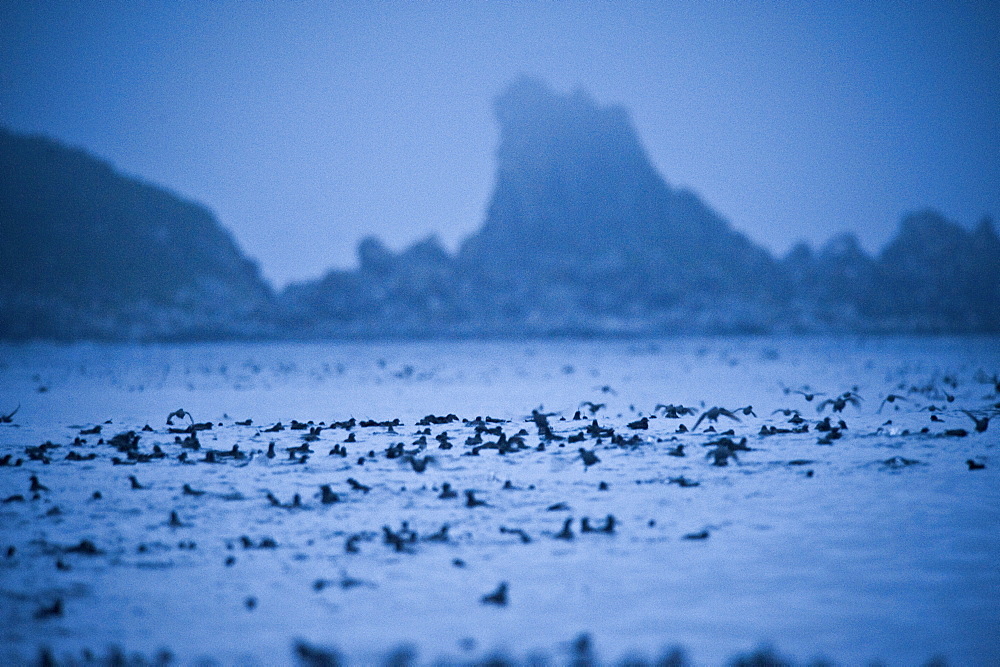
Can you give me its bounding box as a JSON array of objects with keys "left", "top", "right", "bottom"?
[
  {"left": 793, "top": 388, "right": 825, "bottom": 402},
  {"left": 668, "top": 476, "right": 700, "bottom": 487},
  {"left": 818, "top": 392, "right": 862, "bottom": 413},
  {"left": 438, "top": 482, "right": 458, "bottom": 499},
  {"left": 667, "top": 444, "right": 685, "bottom": 457},
  {"left": 0, "top": 404, "right": 20, "bottom": 423},
  {"left": 580, "top": 401, "right": 605, "bottom": 415},
  {"left": 168, "top": 511, "right": 186, "bottom": 527},
  {"left": 182, "top": 484, "right": 205, "bottom": 497},
  {"left": 424, "top": 524, "right": 449, "bottom": 542},
  {"left": 481, "top": 582, "right": 508, "bottom": 606},
  {"left": 347, "top": 478, "right": 371, "bottom": 493},
  {"left": 683, "top": 530, "right": 710, "bottom": 540},
  {"left": 166, "top": 408, "right": 193, "bottom": 426},
  {"left": 345, "top": 535, "right": 361, "bottom": 553},
  {"left": 320, "top": 485, "right": 340, "bottom": 504},
  {"left": 34, "top": 598, "right": 63, "bottom": 619},
  {"left": 29, "top": 475, "right": 49, "bottom": 492},
  {"left": 962, "top": 410, "right": 990, "bottom": 433},
  {"left": 465, "top": 490, "right": 487, "bottom": 507},
  {"left": 500, "top": 526, "right": 532, "bottom": 543},
  {"left": 128, "top": 476, "right": 145, "bottom": 490},
  {"left": 692, "top": 407, "right": 741, "bottom": 430},
  {"left": 583, "top": 515, "right": 616, "bottom": 533},
  {"left": 654, "top": 404, "right": 698, "bottom": 418},
  {"left": 706, "top": 445, "right": 738, "bottom": 466},
  {"left": 578, "top": 448, "right": 600, "bottom": 469},
  {"left": 735, "top": 405, "right": 756, "bottom": 417},
  {"left": 878, "top": 394, "right": 909, "bottom": 413},
  {"left": 555, "top": 518, "right": 574, "bottom": 540},
  {"left": 966, "top": 459, "right": 986, "bottom": 470},
  {"left": 404, "top": 455, "right": 433, "bottom": 473}
]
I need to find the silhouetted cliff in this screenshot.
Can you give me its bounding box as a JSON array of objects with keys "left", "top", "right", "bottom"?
[
  {"left": 0, "top": 128, "right": 274, "bottom": 340},
  {"left": 285, "top": 79, "right": 790, "bottom": 335},
  {"left": 3, "top": 79, "right": 998, "bottom": 340}
]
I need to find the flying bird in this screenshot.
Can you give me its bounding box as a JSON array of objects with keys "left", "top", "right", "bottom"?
[
  {"left": 878, "top": 394, "right": 909, "bottom": 413},
  {"left": 692, "top": 407, "right": 741, "bottom": 430},
  {"left": 962, "top": 410, "right": 990, "bottom": 433},
  {"left": 817, "top": 392, "right": 862, "bottom": 413}
]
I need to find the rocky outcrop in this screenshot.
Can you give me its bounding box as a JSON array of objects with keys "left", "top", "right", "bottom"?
[
  {"left": 3, "top": 79, "right": 998, "bottom": 340},
  {"left": 0, "top": 128, "right": 274, "bottom": 340}
]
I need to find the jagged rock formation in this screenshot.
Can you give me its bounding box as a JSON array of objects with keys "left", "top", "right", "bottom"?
[
  {"left": 3, "top": 80, "right": 998, "bottom": 340},
  {"left": 866, "top": 211, "right": 999, "bottom": 331},
  {"left": 782, "top": 211, "right": 1000, "bottom": 332},
  {"left": 459, "top": 78, "right": 779, "bottom": 316},
  {"left": 0, "top": 128, "right": 274, "bottom": 340},
  {"left": 286, "top": 79, "right": 998, "bottom": 336},
  {"left": 286, "top": 79, "right": 789, "bottom": 335}
]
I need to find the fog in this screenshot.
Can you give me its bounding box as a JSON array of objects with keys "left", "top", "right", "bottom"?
[{"left": 2, "top": 0, "right": 997, "bottom": 287}]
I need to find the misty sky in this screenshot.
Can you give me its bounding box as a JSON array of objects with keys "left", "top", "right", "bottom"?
[{"left": 2, "top": 1, "right": 997, "bottom": 288}]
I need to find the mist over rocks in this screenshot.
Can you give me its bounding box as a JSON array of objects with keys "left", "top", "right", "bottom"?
[
  {"left": 2, "top": 79, "right": 999, "bottom": 340},
  {"left": 285, "top": 78, "right": 999, "bottom": 336},
  {"left": 782, "top": 211, "right": 1000, "bottom": 332},
  {"left": 0, "top": 128, "right": 275, "bottom": 340}
]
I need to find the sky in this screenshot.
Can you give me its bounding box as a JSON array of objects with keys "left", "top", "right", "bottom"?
[{"left": 2, "top": 1, "right": 998, "bottom": 288}]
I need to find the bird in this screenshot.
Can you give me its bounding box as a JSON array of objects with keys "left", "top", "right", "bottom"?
[
  {"left": 735, "top": 405, "right": 756, "bottom": 417},
  {"left": 962, "top": 410, "right": 990, "bottom": 433},
  {"left": 347, "top": 478, "right": 371, "bottom": 493},
  {"left": 683, "top": 530, "right": 710, "bottom": 540},
  {"left": 166, "top": 408, "right": 193, "bottom": 426},
  {"left": 29, "top": 475, "right": 49, "bottom": 492},
  {"left": 481, "top": 582, "right": 508, "bottom": 606},
  {"left": 793, "top": 388, "right": 826, "bottom": 402},
  {"left": 580, "top": 401, "right": 605, "bottom": 415},
  {"left": 578, "top": 448, "right": 600, "bottom": 469},
  {"left": 966, "top": 459, "right": 986, "bottom": 470},
  {"left": 319, "top": 485, "right": 340, "bottom": 504},
  {"left": 500, "top": 526, "right": 532, "bottom": 543},
  {"left": 654, "top": 404, "right": 698, "bottom": 418},
  {"left": 34, "top": 598, "right": 63, "bottom": 619},
  {"left": 555, "top": 518, "right": 574, "bottom": 540},
  {"left": 438, "top": 483, "right": 458, "bottom": 499},
  {"left": 182, "top": 484, "right": 205, "bottom": 497},
  {"left": 692, "top": 407, "right": 740, "bottom": 430},
  {"left": 667, "top": 444, "right": 685, "bottom": 457},
  {"left": 878, "top": 394, "right": 909, "bottom": 413},
  {"left": 404, "top": 455, "right": 433, "bottom": 473},
  {"left": 0, "top": 404, "right": 20, "bottom": 423},
  {"left": 706, "top": 445, "right": 738, "bottom": 466},
  {"left": 818, "top": 392, "right": 862, "bottom": 413},
  {"left": 465, "top": 490, "right": 487, "bottom": 507},
  {"left": 128, "top": 476, "right": 144, "bottom": 490}
]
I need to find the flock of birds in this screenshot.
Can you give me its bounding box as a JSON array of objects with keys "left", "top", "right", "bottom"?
[{"left": 1, "top": 369, "right": 997, "bottom": 664}]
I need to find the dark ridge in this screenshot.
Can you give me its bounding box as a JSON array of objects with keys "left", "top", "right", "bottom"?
[{"left": 3, "top": 79, "right": 998, "bottom": 340}]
